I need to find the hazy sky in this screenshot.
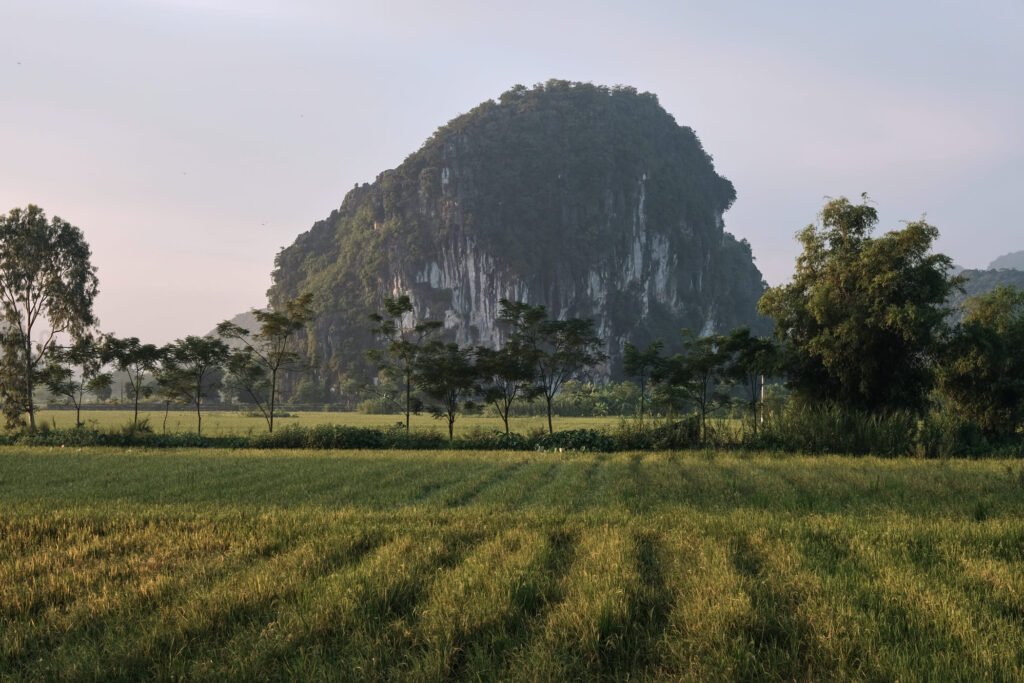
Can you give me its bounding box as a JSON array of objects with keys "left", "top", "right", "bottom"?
[{"left": 2, "top": 0, "right": 1021, "bottom": 344}]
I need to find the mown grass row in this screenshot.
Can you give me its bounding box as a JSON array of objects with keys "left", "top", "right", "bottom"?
[{"left": 3, "top": 448, "right": 1024, "bottom": 680}]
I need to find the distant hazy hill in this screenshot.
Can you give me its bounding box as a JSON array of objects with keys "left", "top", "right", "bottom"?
[
  {"left": 948, "top": 268, "right": 1024, "bottom": 320},
  {"left": 270, "top": 80, "right": 768, "bottom": 385},
  {"left": 206, "top": 310, "right": 260, "bottom": 349},
  {"left": 989, "top": 250, "right": 1024, "bottom": 270}
]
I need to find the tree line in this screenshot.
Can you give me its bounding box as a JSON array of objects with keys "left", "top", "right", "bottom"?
[{"left": 2, "top": 197, "right": 1022, "bottom": 447}]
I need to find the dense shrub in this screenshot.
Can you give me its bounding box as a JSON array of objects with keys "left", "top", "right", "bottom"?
[
  {"left": 1, "top": 409, "right": 1019, "bottom": 456},
  {"left": 753, "top": 405, "right": 918, "bottom": 456},
  {"left": 533, "top": 429, "right": 615, "bottom": 452}
]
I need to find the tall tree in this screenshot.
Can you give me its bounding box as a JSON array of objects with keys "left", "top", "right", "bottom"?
[
  {"left": 938, "top": 286, "right": 1024, "bottom": 437},
  {"left": 722, "top": 328, "right": 780, "bottom": 434},
  {"left": 759, "top": 195, "right": 960, "bottom": 413},
  {"left": 500, "top": 300, "right": 606, "bottom": 434},
  {"left": 474, "top": 344, "right": 537, "bottom": 434},
  {"left": 414, "top": 341, "right": 477, "bottom": 440},
  {"left": 217, "top": 293, "right": 314, "bottom": 432},
  {"left": 160, "top": 336, "right": 229, "bottom": 436},
  {"left": 623, "top": 340, "right": 664, "bottom": 425},
  {"left": 0, "top": 205, "right": 99, "bottom": 430},
  {"left": 368, "top": 295, "right": 442, "bottom": 433},
  {"left": 42, "top": 333, "right": 112, "bottom": 428},
  {"left": 107, "top": 336, "right": 164, "bottom": 428},
  {"left": 653, "top": 331, "right": 729, "bottom": 444}
]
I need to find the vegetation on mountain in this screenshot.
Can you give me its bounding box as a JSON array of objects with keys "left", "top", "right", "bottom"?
[
  {"left": 988, "top": 249, "right": 1024, "bottom": 270},
  {"left": 269, "top": 81, "right": 768, "bottom": 392}
]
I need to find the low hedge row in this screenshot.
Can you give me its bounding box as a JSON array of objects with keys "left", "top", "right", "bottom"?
[{"left": 2, "top": 411, "right": 1021, "bottom": 456}]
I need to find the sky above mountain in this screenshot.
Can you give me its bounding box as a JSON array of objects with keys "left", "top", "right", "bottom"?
[{"left": 2, "top": 0, "right": 1021, "bottom": 344}]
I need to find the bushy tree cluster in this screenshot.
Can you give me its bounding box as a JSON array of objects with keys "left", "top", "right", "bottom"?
[
  {"left": 0, "top": 205, "right": 317, "bottom": 435},
  {"left": 760, "top": 195, "right": 1023, "bottom": 442},
  {"left": 622, "top": 328, "right": 780, "bottom": 444},
  {"left": 369, "top": 297, "right": 605, "bottom": 438}
]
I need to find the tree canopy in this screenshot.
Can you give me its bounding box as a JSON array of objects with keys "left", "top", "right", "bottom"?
[
  {"left": 759, "top": 195, "right": 960, "bottom": 413},
  {"left": 0, "top": 205, "right": 99, "bottom": 430}
]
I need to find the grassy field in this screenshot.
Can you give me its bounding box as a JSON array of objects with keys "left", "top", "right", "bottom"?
[
  {"left": 33, "top": 409, "right": 619, "bottom": 436},
  {"left": 3, "top": 447, "right": 1024, "bottom": 681}
]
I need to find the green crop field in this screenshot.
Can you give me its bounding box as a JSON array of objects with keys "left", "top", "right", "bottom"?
[
  {"left": 33, "top": 409, "right": 620, "bottom": 436},
  {"left": 3, "top": 447, "right": 1024, "bottom": 681}
]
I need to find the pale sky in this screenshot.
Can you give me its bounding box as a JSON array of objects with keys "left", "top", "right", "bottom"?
[{"left": 2, "top": 0, "right": 1021, "bottom": 344}]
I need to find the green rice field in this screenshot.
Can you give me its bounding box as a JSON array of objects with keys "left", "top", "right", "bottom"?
[{"left": 3, "top": 447, "right": 1024, "bottom": 681}]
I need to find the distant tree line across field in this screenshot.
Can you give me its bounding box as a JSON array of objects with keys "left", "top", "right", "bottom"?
[{"left": 1, "top": 197, "right": 1022, "bottom": 450}]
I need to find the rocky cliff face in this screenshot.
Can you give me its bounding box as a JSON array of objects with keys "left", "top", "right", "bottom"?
[{"left": 270, "top": 81, "right": 768, "bottom": 386}]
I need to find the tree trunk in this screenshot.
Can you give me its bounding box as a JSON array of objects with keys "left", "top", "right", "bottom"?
[
  {"left": 448, "top": 415, "right": 454, "bottom": 441},
  {"left": 546, "top": 394, "right": 554, "bottom": 434},
  {"left": 25, "top": 340, "right": 35, "bottom": 432},
  {"left": 639, "top": 376, "right": 646, "bottom": 426},
  {"left": 405, "top": 374, "right": 411, "bottom": 434},
  {"left": 269, "top": 368, "right": 277, "bottom": 433},
  {"left": 196, "top": 383, "right": 203, "bottom": 436},
  {"left": 132, "top": 378, "right": 140, "bottom": 427}
]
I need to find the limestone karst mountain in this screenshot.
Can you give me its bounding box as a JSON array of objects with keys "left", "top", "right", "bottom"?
[{"left": 270, "top": 80, "right": 769, "bottom": 388}]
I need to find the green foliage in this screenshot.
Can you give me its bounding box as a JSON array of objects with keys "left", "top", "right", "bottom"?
[
  {"left": 414, "top": 341, "right": 477, "bottom": 440},
  {"left": 938, "top": 286, "right": 1024, "bottom": 437},
  {"left": 218, "top": 293, "right": 314, "bottom": 433},
  {"left": 721, "top": 327, "right": 780, "bottom": 433},
  {"left": 752, "top": 404, "right": 919, "bottom": 456},
  {"left": 623, "top": 340, "right": 662, "bottom": 424},
  {"left": 107, "top": 336, "right": 163, "bottom": 427},
  {"left": 533, "top": 429, "right": 615, "bottom": 452},
  {"left": 159, "top": 336, "right": 230, "bottom": 436},
  {"left": 651, "top": 330, "right": 731, "bottom": 444},
  {"left": 500, "top": 299, "right": 606, "bottom": 433},
  {"left": 0, "top": 204, "right": 99, "bottom": 430},
  {"left": 368, "top": 294, "right": 442, "bottom": 433},
  {"left": 475, "top": 343, "right": 538, "bottom": 434},
  {"left": 760, "top": 195, "right": 960, "bottom": 413},
  {"left": 42, "top": 334, "right": 112, "bottom": 428}
]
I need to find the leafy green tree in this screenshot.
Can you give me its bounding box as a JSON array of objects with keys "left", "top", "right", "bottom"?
[
  {"left": 0, "top": 331, "right": 28, "bottom": 429},
  {"left": 623, "top": 340, "right": 663, "bottom": 425},
  {"left": 499, "top": 300, "right": 606, "bottom": 434},
  {"left": 160, "top": 336, "right": 229, "bottom": 436},
  {"left": 653, "top": 331, "right": 729, "bottom": 444},
  {"left": 722, "top": 328, "right": 780, "bottom": 434},
  {"left": 759, "top": 195, "right": 960, "bottom": 413},
  {"left": 42, "top": 334, "right": 112, "bottom": 428},
  {"left": 414, "top": 341, "right": 477, "bottom": 440},
  {"left": 474, "top": 344, "right": 537, "bottom": 434},
  {"left": 0, "top": 205, "right": 99, "bottom": 430},
  {"left": 218, "top": 293, "right": 314, "bottom": 432},
  {"left": 368, "top": 295, "right": 442, "bottom": 433},
  {"left": 938, "top": 286, "right": 1024, "bottom": 437},
  {"left": 107, "top": 336, "right": 164, "bottom": 428}
]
